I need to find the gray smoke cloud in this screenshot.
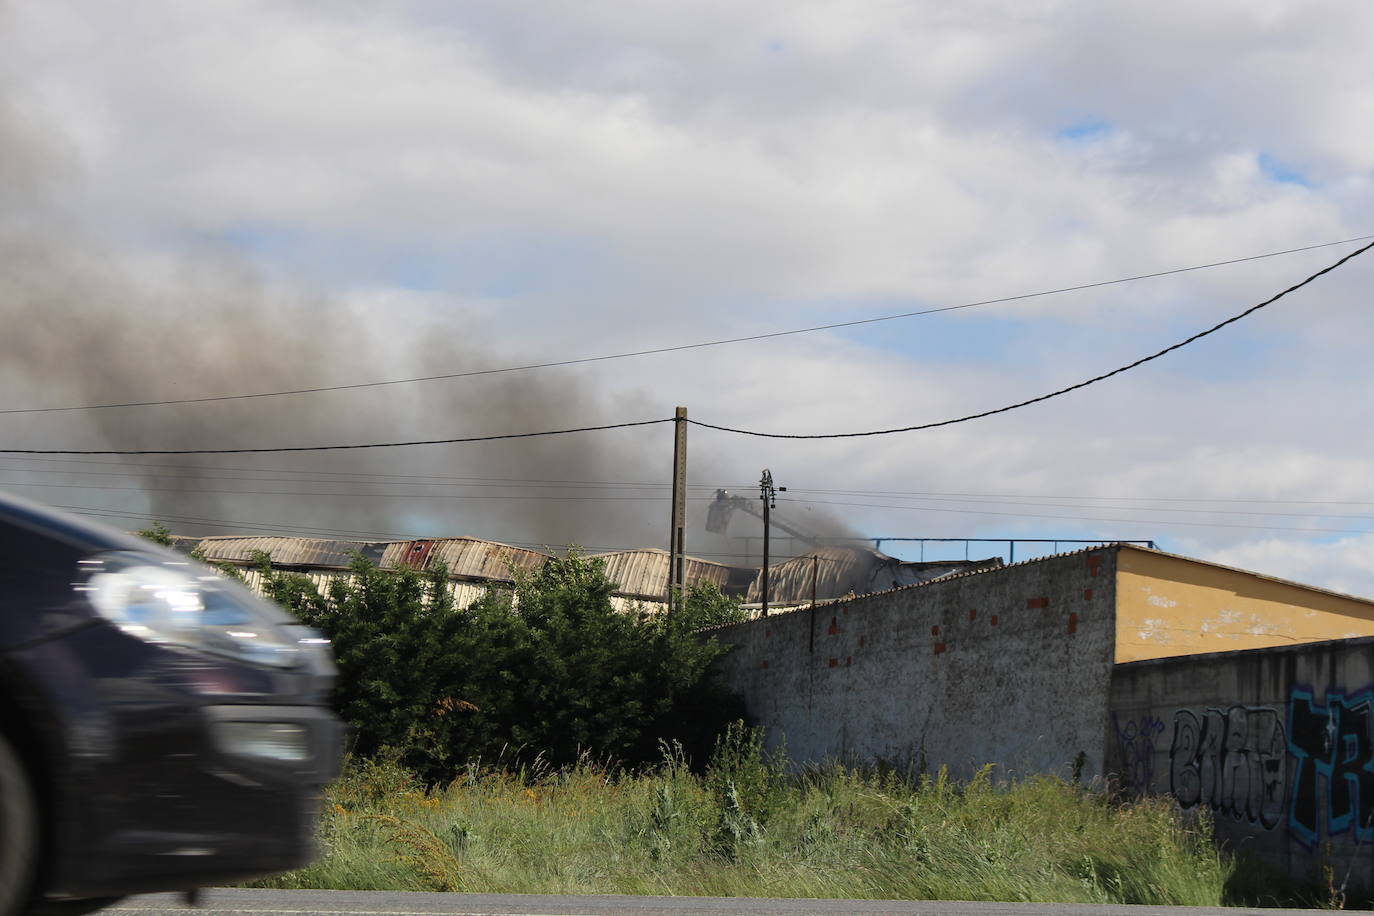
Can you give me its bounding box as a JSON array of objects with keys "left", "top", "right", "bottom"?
[{"left": 0, "top": 81, "right": 860, "bottom": 568}]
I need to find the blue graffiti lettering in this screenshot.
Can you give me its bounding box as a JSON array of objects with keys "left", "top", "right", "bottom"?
[
  {"left": 1287, "top": 687, "right": 1374, "bottom": 849},
  {"left": 1113, "top": 712, "right": 1166, "bottom": 791}
]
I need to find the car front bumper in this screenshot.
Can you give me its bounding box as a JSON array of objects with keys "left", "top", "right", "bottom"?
[{"left": 17, "top": 624, "right": 345, "bottom": 899}]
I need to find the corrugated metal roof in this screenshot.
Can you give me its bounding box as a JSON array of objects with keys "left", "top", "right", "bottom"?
[
  {"left": 380, "top": 537, "right": 552, "bottom": 582},
  {"left": 745, "top": 547, "right": 1001, "bottom": 604},
  {"left": 592, "top": 548, "right": 734, "bottom": 599},
  {"left": 183, "top": 534, "right": 690, "bottom": 599},
  {"left": 191, "top": 536, "right": 387, "bottom": 569}
]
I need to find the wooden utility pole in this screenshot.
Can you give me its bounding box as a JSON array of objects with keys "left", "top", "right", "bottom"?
[{"left": 667, "top": 407, "right": 688, "bottom": 611}]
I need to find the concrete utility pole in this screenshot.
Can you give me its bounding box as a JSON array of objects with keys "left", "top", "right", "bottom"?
[
  {"left": 667, "top": 407, "right": 688, "bottom": 611},
  {"left": 759, "top": 468, "right": 784, "bottom": 617}
]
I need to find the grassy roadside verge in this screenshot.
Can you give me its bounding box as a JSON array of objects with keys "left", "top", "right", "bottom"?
[{"left": 248, "top": 738, "right": 1235, "bottom": 905}]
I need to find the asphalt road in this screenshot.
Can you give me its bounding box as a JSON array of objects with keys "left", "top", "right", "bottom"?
[{"left": 106, "top": 888, "right": 1353, "bottom": 916}]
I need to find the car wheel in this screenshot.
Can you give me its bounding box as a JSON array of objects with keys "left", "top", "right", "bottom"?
[{"left": 0, "top": 729, "right": 38, "bottom": 916}]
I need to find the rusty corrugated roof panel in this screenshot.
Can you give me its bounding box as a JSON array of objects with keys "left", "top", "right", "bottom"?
[
  {"left": 592, "top": 548, "right": 733, "bottom": 599},
  {"left": 380, "top": 537, "right": 552, "bottom": 582},
  {"left": 191, "top": 536, "right": 389, "bottom": 569}
]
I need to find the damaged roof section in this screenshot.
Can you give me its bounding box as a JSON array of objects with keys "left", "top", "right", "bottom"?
[
  {"left": 181, "top": 535, "right": 389, "bottom": 569},
  {"left": 163, "top": 533, "right": 990, "bottom": 609},
  {"left": 593, "top": 548, "right": 736, "bottom": 601},
  {"left": 746, "top": 546, "right": 1003, "bottom": 605}
]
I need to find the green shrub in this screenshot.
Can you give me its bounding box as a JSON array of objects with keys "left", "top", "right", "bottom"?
[{"left": 256, "top": 550, "right": 743, "bottom": 780}]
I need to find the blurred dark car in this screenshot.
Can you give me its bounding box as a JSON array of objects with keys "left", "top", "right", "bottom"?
[{"left": 0, "top": 492, "right": 343, "bottom": 915}]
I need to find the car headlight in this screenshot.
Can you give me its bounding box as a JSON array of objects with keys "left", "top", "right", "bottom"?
[{"left": 77, "top": 551, "right": 309, "bottom": 669}]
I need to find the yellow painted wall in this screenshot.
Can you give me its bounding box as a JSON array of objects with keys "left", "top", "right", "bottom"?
[{"left": 1114, "top": 547, "right": 1374, "bottom": 663}]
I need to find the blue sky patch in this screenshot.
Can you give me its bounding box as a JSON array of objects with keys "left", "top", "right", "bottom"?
[
  {"left": 1058, "top": 119, "right": 1112, "bottom": 142},
  {"left": 1258, "top": 152, "right": 1313, "bottom": 187}
]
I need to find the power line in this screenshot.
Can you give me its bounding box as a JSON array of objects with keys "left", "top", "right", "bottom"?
[
  {"left": 0, "top": 469, "right": 679, "bottom": 492},
  {"left": 0, "top": 455, "right": 735, "bottom": 488},
  {"left": 784, "top": 487, "right": 1374, "bottom": 507},
  {"left": 10, "top": 455, "right": 1374, "bottom": 505},
  {"left": 785, "top": 492, "right": 1374, "bottom": 521},
  {"left": 0, "top": 418, "right": 672, "bottom": 457},
  {"left": 4, "top": 237, "right": 1369, "bottom": 456},
  {"left": 3, "top": 235, "right": 1370, "bottom": 416},
  {"left": 28, "top": 472, "right": 1372, "bottom": 519},
  {"left": 689, "top": 239, "right": 1374, "bottom": 439},
  {"left": 57, "top": 504, "right": 787, "bottom": 561},
  {"left": 0, "top": 480, "right": 717, "bottom": 500},
  {"left": 789, "top": 497, "right": 1373, "bottom": 536},
  {"left": 62, "top": 505, "right": 425, "bottom": 541}
]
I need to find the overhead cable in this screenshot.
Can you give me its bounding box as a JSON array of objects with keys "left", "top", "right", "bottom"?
[
  {"left": 16, "top": 475, "right": 1374, "bottom": 518},
  {"left": 786, "top": 492, "right": 1374, "bottom": 521},
  {"left": 9, "top": 456, "right": 1373, "bottom": 505},
  {"left": 0, "top": 418, "right": 672, "bottom": 457},
  {"left": 784, "top": 487, "right": 1374, "bottom": 507},
  {"left": 57, "top": 504, "right": 806, "bottom": 560},
  {"left": 4, "top": 239, "right": 1370, "bottom": 456},
  {"left": 60, "top": 506, "right": 423, "bottom": 542},
  {"left": 3, "top": 480, "right": 710, "bottom": 500},
  {"left": 792, "top": 497, "right": 1373, "bottom": 536},
  {"left": 2, "top": 234, "right": 1370, "bottom": 415},
  {"left": 689, "top": 239, "right": 1374, "bottom": 439}
]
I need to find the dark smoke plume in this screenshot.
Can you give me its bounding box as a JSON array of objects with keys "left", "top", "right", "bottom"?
[{"left": 0, "top": 87, "right": 859, "bottom": 567}]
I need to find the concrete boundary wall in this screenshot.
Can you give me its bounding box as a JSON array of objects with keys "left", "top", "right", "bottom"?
[
  {"left": 1108, "top": 636, "right": 1374, "bottom": 888},
  {"left": 712, "top": 549, "right": 1117, "bottom": 781}
]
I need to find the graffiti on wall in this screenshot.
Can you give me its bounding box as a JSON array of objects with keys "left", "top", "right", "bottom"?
[
  {"left": 1143, "top": 687, "right": 1374, "bottom": 847},
  {"left": 1112, "top": 712, "right": 1166, "bottom": 792},
  {"left": 1169, "top": 705, "right": 1287, "bottom": 829},
  {"left": 1287, "top": 687, "right": 1374, "bottom": 848}
]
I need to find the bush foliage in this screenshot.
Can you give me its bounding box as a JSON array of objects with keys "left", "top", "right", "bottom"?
[{"left": 255, "top": 550, "right": 746, "bottom": 779}]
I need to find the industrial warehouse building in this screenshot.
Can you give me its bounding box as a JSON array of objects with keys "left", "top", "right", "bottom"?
[{"left": 710, "top": 543, "right": 1374, "bottom": 887}]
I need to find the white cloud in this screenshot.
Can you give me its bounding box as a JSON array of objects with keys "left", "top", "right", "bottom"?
[
  {"left": 2, "top": 0, "right": 1374, "bottom": 585},
  {"left": 1205, "top": 536, "right": 1374, "bottom": 599}
]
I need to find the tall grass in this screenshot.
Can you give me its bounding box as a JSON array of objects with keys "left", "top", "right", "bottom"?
[{"left": 249, "top": 732, "right": 1238, "bottom": 905}]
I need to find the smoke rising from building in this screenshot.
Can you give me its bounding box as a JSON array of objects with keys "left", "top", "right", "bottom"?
[{"left": 0, "top": 100, "right": 859, "bottom": 565}]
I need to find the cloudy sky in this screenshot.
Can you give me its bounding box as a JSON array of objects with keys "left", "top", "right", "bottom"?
[{"left": 2, "top": 0, "right": 1373, "bottom": 592}]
